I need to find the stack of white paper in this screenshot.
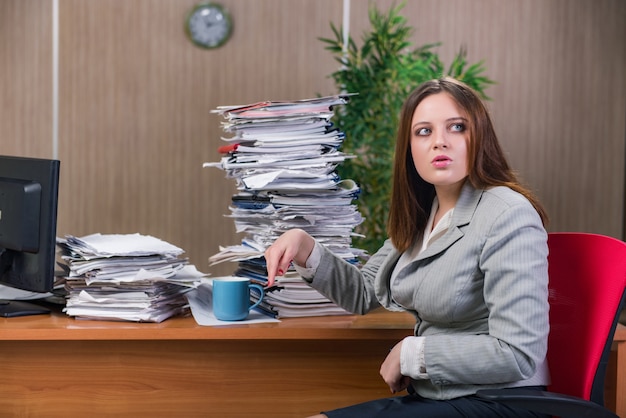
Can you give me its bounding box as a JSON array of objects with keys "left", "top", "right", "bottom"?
[
  {"left": 205, "top": 95, "right": 366, "bottom": 318},
  {"left": 57, "top": 233, "right": 206, "bottom": 322}
]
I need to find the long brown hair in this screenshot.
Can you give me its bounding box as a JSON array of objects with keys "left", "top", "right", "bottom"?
[{"left": 387, "top": 77, "right": 548, "bottom": 252}]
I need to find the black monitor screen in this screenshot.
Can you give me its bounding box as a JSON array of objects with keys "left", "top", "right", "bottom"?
[{"left": 0, "top": 155, "right": 60, "bottom": 316}]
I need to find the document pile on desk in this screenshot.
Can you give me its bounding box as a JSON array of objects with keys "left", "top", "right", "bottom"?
[
  {"left": 204, "top": 95, "right": 365, "bottom": 318},
  {"left": 56, "top": 233, "right": 206, "bottom": 322}
]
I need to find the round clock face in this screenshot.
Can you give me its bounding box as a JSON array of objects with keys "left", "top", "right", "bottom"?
[{"left": 186, "top": 3, "right": 232, "bottom": 49}]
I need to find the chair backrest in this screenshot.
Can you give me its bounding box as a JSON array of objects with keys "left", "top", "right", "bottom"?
[{"left": 546, "top": 232, "right": 626, "bottom": 405}]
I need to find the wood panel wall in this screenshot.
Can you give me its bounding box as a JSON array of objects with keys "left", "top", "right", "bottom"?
[
  {"left": 57, "top": 0, "right": 342, "bottom": 276},
  {"left": 1, "top": 0, "right": 625, "bottom": 277},
  {"left": 0, "top": 0, "right": 52, "bottom": 158}
]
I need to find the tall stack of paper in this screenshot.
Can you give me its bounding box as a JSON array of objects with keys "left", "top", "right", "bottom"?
[
  {"left": 57, "top": 233, "right": 205, "bottom": 322},
  {"left": 204, "top": 95, "right": 366, "bottom": 318}
]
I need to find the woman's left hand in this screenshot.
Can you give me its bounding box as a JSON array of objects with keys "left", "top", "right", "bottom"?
[{"left": 380, "top": 341, "right": 410, "bottom": 393}]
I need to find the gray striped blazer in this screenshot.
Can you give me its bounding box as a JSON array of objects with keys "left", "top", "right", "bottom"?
[{"left": 309, "top": 181, "right": 550, "bottom": 400}]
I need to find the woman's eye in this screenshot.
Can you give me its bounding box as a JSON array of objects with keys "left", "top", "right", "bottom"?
[
  {"left": 415, "top": 127, "right": 431, "bottom": 136},
  {"left": 450, "top": 123, "right": 466, "bottom": 132}
]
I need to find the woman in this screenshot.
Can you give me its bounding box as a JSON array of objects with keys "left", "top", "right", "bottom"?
[{"left": 265, "top": 77, "right": 550, "bottom": 418}]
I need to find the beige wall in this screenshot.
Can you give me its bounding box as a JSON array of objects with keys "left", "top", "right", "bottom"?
[
  {"left": 2, "top": 0, "right": 625, "bottom": 276},
  {"left": 1, "top": 0, "right": 52, "bottom": 158}
]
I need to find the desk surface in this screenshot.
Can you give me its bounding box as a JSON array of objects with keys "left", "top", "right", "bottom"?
[
  {"left": 0, "top": 306, "right": 417, "bottom": 341},
  {"left": 4, "top": 307, "right": 623, "bottom": 342},
  {"left": 0, "top": 308, "right": 417, "bottom": 417},
  {"left": 1, "top": 308, "right": 623, "bottom": 417}
]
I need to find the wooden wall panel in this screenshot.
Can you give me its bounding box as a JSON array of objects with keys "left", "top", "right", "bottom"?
[
  {"left": 0, "top": 0, "right": 52, "bottom": 158},
  {"left": 57, "top": 0, "right": 342, "bottom": 276},
  {"left": 2, "top": 0, "right": 624, "bottom": 278},
  {"left": 350, "top": 0, "right": 626, "bottom": 238}
]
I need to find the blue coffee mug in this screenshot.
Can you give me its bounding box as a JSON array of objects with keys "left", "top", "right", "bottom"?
[{"left": 212, "top": 277, "right": 264, "bottom": 321}]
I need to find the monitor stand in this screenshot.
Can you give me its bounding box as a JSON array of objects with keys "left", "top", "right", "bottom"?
[{"left": 0, "top": 300, "right": 51, "bottom": 317}]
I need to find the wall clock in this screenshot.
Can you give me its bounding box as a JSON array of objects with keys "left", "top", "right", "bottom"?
[{"left": 185, "top": 2, "right": 232, "bottom": 49}]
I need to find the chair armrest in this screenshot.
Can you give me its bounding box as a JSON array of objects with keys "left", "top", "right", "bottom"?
[{"left": 475, "top": 388, "right": 618, "bottom": 418}]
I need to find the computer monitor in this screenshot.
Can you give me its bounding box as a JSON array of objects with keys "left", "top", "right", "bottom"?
[{"left": 0, "top": 155, "right": 60, "bottom": 317}]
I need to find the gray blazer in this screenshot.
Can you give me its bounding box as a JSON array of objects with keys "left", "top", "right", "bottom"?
[{"left": 308, "top": 182, "right": 550, "bottom": 400}]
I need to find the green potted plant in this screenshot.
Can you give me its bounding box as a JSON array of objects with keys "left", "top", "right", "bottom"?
[{"left": 320, "top": 2, "right": 495, "bottom": 255}]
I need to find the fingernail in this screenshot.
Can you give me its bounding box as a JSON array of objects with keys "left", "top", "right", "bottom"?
[{"left": 278, "top": 269, "right": 284, "bottom": 275}]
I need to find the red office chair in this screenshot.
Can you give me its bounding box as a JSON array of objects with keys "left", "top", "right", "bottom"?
[{"left": 477, "top": 232, "right": 626, "bottom": 418}]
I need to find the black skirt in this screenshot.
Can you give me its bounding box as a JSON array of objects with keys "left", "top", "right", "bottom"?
[{"left": 323, "top": 386, "right": 549, "bottom": 418}]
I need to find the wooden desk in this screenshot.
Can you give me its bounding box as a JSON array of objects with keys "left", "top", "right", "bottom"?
[
  {"left": 2, "top": 309, "right": 623, "bottom": 418},
  {"left": 0, "top": 307, "right": 415, "bottom": 417}
]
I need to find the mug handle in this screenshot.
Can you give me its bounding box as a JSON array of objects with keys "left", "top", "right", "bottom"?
[{"left": 248, "top": 283, "right": 265, "bottom": 312}]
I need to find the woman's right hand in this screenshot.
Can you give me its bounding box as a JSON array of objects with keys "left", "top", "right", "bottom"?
[{"left": 264, "top": 228, "right": 316, "bottom": 287}]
